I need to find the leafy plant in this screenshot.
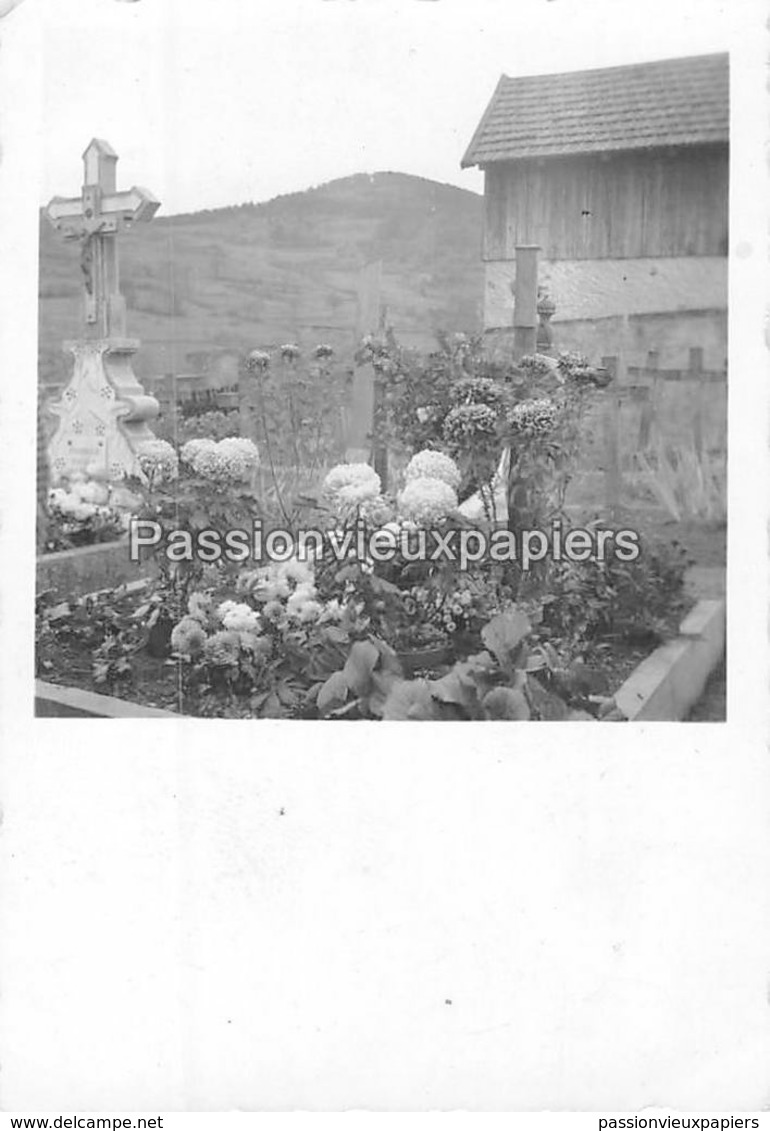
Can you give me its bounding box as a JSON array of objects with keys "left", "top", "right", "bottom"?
[
  {"left": 378, "top": 608, "right": 576, "bottom": 721},
  {"left": 634, "top": 440, "right": 726, "bottom": 523},
  {"left": 540, "top": 536, "right": 692, "bottom": 650}
]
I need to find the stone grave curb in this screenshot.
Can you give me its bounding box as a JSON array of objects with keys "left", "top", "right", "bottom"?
[
  {"left": 35, "top": 679, "right": 179, "bottom": 719},
  {"left": 37, "top": 537, "right": 153, "bottom": 598},
  {"left": 34, "top": 566, "right": 726, "bottom": 721},
  {"left": 613, "top": 597, "right": 725, "bottom": 721},
  {"left": 36, "top": 597, "right": 725, "bottom": 720}
]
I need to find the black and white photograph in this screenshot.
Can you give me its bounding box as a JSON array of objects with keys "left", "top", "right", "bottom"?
[
  {"left": 1, "top": 0, "right": 768, "bottom": 1115},
  {"left": 31, "top": 3, "right": 732, "bottom": 723}
]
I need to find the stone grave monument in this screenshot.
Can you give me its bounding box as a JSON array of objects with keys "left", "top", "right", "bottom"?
[{"left": 44, "top": 139, "right": 161, "bottom": 484}]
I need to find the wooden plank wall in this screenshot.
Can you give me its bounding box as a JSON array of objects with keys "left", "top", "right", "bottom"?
[{"left": 483, "top": 144, "right": 728, "bottom": 261}]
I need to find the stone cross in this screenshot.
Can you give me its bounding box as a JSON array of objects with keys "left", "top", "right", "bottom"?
[
  {"left": 43, "top": 140, "right": 161, "bottom": 485},
  {"left": 45, "top": 138, "right": 159, "bottom": 338}
]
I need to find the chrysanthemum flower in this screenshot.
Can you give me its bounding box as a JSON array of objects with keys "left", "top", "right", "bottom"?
[
  {"left": 180, "top": 437, "right": 217, "bottom": 469},
  {"left": 182, "top": 437, "right": 259, "bottom": 483},
  {"left": 322, "top": 463, "right": 381, "bottom": 508},
  {"left": 170, "top": 616, "right": 207, "bottom": 658},
  {"left": 335, "top": 480, "right": 382, "bottom": 514},
  {"left": 404, "top": 450, "right": 461, "bottom": 491},
  {"left": 285, "top": 581, "right": 319, "bottom": 620},
  {"left": 216, "top": 437, "right": 260, "bottom": 480},
  {"left": 203, "top": 630, "right": 242, "bottom": 667},
  {"left": 217, "top": 600, "right": 261, "bottom": 634},
  {"left": 442, "top": 403, "right": 498, "bottom": 445},
  {"left": 507, "top": 398, "right": 557, "bottom": 439},
  {"left": 450, "top": 376, "right": 507, "bottom": 411},
  {"left": 136, "top": 439, "right": 179, "bottom": 483},
  {"left": 398, "top": 476, "right": 458, "bottom": 526}
]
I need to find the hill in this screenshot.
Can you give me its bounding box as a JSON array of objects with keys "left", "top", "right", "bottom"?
[{"left": 38, "top": 171, "right": 484, "bottom": 387}]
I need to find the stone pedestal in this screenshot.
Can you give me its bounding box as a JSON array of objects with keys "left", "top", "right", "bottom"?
[{"left": 47, "top": 338, "right": 159, "bottom": 483}]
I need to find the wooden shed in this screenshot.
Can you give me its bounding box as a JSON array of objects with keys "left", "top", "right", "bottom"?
[{"left": 462, "top": 53, "right": 729, "bottom": 365}]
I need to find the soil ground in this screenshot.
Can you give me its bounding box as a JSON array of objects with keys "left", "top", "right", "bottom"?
[{"left": 686, "top": 659, "right": 727, "bottom": 722}]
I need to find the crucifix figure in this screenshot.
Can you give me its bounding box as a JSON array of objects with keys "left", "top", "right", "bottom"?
[
  {"left": 45, "top": 138, "right": 159, "bottom": 338},
  {"left": 43, "top": 140, "right": 162, "bottom": 485}
]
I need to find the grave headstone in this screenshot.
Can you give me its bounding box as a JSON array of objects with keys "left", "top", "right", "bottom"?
[{"left": 44, "top": 139, "right": 161, "bottom": 483}]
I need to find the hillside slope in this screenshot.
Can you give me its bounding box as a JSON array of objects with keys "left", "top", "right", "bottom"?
[{"left": 38, "top": 171, "right": 484, "bottom": 386}]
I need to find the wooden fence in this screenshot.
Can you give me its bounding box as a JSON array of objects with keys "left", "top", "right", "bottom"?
[{"left": 591, "top": 348, "right": 727, "bottom": 517}]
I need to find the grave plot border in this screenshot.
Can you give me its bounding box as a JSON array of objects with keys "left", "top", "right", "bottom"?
[
  {"left": 37, "top": 537, "right": 154, "bottom": 599},
  {"left": 34, "top": 595, "right": 725, "bottom": 720}
]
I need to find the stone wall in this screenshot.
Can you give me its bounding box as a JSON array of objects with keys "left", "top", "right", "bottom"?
[{"left": 484, "top": 255, "right": 728, "bottom": 370}]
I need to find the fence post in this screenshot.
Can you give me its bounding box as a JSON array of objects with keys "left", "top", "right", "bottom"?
[
  {"left": 637, "top": 349, "right": 659, "bottom": 450},
  {"left": 238, "top": 356, "right": 262, "bottom": 447},
  {"left": 372, "top": 304, "right": 390, "bottom": 491},
  {"left": 513, "top": 245, "right": 540, "bottom": 361},
  {"left": 690, "top": 347, "right": 705, "bottom": 457},
  {"left": 602, "top": 355, "right": 621, "bottom": 519},
  {"left": 346, "top": 260, "right": 381, "bottom": 467}
]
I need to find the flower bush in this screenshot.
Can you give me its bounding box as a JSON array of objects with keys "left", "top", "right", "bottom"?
[
  {"left": 180, "top": 436, "right": 260, "bottom": 483},
  {"left": 126, "top": 434, "right": 264, "bottom": 627},
  {"left": 237, "top": 344, "right": 350, "bottom": 530},
  {"left": 44, "top": 475, "right": 128, "bottom": 552},
  {"left": 40, "top": 325, "right": 698, "bottom": 725}
]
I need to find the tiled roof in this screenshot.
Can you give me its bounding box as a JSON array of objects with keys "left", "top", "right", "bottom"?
[{"left": 461, "top": 53, "right": 728, "bottom": 167}]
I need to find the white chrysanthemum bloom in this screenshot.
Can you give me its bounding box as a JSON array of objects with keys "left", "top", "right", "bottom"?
[
  {"left": 398, "top": 476, "right": 458, "bottom": 526},
  {"left": 335, "top": 479, "right": 381, "bottom": 512},
  {"left": 170, "top": 616, "right": 207, "bottom": 658},
  {"left": 71, "top": 479, "right": 110, "bottom": 506},
  {"left": 49, "top": 487, "right": 70, "bottom": 509},
  {"left": 282, "top": 556, "right": 315, "bottom": 585},
  {"left": 322, "top": 463, "right": 380, "bottom": 504},
  {"left": 404, "top": 450, "right": 461, "bottom": 491},
  {"left": 183, "top": 437, "right": 259, "bottom": 483},
  {"left": 137, "top": 439, "right": 179, "bottom": 483},
  {"left": 298, "top": 600, "right": 323, "bottom": 623},
  {"left": 180, "top": 438, "right": 217, "bottom": 469},
  {"left": 260, "top": 599, "right": 283, "bottom": 622},
  {"left": 508, "top": 398, "right": 558, "bottom": 439},
  {"left": 187, "top": 591, "right": 213, "bottom": 624},
  {"left": 261, "top": 599, "right": 285, "bottom": 623},
  {"left": 216, "top": 437, "right": 260, "bottom": 479},
  {"left": 285, "top": 582, "right": 319, "bottom": 620},
  {"left": 217, "top": 600, "right": 261, "bottom": 634}
]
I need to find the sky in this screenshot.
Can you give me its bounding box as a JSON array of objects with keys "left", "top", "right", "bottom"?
[{"left": 6, "top": 0, "right": 748, "bottom": 215}]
